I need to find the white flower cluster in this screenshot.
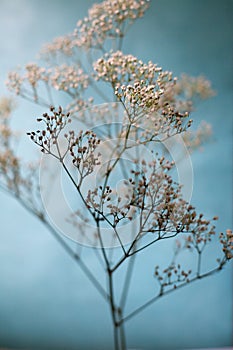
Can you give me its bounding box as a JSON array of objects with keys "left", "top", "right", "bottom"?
[
  {"left": 6, "top": 63, "right": 49, "bottom": 99},
  {"left": 94, "top": 51, "right": 192, "bottom": 137},
  {"left": 175, "top": 74, "right": 215, "bottom": 100},
  {"left": 0, "top": 97, "right": 15, "bottom": 145},
  {"left": 93, "top": 52, "right": 176, "bottom": 115},
  {"left": 116, "top": 81, "right": 161, "bottom": 112},
  {"left": 74, "top": 0, "right": 150, "bottom": 48},
  {"left": 0, "top": 97, "right": 15, "bottom": 118},
  {"left": 0, "top": 98, "right": 33, "bottom": 199},
  {"left": 25, "top": 63, "right": 48, "bottom": 87},
  {"left": 6, "top": 62, "right": 89, "bottom": 107},
  {"left": 41, "top": 35, "right": 74, "bottom": 58},
  {"left": 50, "top": 64, "right": 89, "bottom": 95},
  {"left": 94, "top": 50, "right": 162, "bottom": 85},
  {"left": 6, "top": 70, "right": 23, "bottom": 95},
  {"left": 160, "top": 73, "right": 216, "bottom": 113},
  {"left": 182, "top": 121, "right": 212, "bottom": 151}
]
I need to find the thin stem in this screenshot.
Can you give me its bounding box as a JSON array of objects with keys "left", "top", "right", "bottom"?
[
  {"left": 197, "top": 250, "right": 202, "bottom": 277},
  {"left": 0, "top": 185, "right": 110, "bottom": 302},
  {"left": 62, "top": 162, "right": 95, "bottom": 220},
  {"left": 121, "top": 262, "right": 227, "bottom": 324},
  {"left": 97, "top": 218, "right": 110, "bottom": 269},
  {"left": 117, "top": 23, "right": 125, "bottom": 51},
  {"left": 42, "top": 219, "right": 110, "bottom": 301},
  {"left": 111, "top": 253, "right": 128, "bottom": 273},
  {"left": 120, "top": 253, "right": 136, "bottom": 310},
  {"left": 128, "top": 232, "right": 174, "bottom": 256},
  {"left": 95, "top": 123, "right": 133, "bottom": 254},
  {"left": 96, "top": 209, "right": 126, "bottom": 255},
  {"left": 45, "top": 82, "right": 54, "bottom": 106},
  {"left": 108, "top": 270, "right": 119, "bottom": 350}
]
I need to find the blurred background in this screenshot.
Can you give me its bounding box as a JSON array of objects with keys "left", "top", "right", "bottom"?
[{"left": 0, "top": 0, "right": 232, "bottom": 349}]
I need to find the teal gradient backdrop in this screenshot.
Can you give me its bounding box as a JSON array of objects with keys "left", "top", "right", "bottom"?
[{"left": 0, "top": 1, "right": 232, "bottom": 349}]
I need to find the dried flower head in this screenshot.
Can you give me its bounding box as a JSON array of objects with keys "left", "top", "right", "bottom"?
[
  {"left": 220, "top": 229, "right": 233, "bottom": 260},
  {"left": 27, "top": 106, "right": 71, "bottom": 154},
  {"left": 74, "top": 0, "right": 150, "bottom": 49},
  {"left": 94, "top": 51, "right": 162, "bottom": 85},
  {"left": 68, "top": 130, "right": 101, "bottom": 183},
  {"left": 41, "top": 34, "right": 74, "bottom": 58},
  {"left": 50, "top": 64, "right": 89, "bottom": 95},
  {"left": 182, "top": 121, "right": 212, "bottom": 151}
]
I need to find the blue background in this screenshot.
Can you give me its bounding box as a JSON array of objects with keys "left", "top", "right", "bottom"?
[{"left": 0, "top": 1, "right": 232, "bottom": 349}]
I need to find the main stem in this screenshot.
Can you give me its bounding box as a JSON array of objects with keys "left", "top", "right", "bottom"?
[{"left": 107, "top": 268, "right": 127, "bottom": 350}]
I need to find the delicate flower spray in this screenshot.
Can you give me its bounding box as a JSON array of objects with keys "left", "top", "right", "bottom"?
[{"left": 1, "top": 1, "right": 232, "bottom": 349}]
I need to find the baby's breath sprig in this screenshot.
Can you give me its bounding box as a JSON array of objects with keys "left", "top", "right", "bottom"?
[
  {"left": 2, "top": 2, "right": 232, "bottom": 350},
  {"left": 74, "top": 0, "right": 150, "bottom": 49},
  {"left": 27, "top": 106, "right": 71, "bottom": 156},
  {"left": 68, "top": 130, "right": 101, "bottom": 185},
  {"left": 219, "top": 229, "right": 233, "bottom": 260}
]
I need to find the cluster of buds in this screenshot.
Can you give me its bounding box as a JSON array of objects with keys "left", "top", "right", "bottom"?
[
  {"left": 94, "top": 52, "right": 192, "bottom": 135},
  {"left": 83, "top": 157, "right": 192, "bottom": 231},
  {"left": 183, "top": 212, "right": 219, "bottom": 253},
  {"left": 0, "top": 149, "right": 20, "bottom": 191},
  {"left": 153, "top": 227, "right": 233, "bottom": 293},
  {"left": 155, "top": 264, "right": 192, "bottom": 290},
  {"left": 219, "top": 229, "right": 233, "bottom": 260},
  {"left": 86, "top": 184, "right": 134, "bottom": 226},
  {"left": 116, "top": 83, "right": 192, "bottom": 136},
  {"left": 66, "top": 97, "right": 94, "bottom": 119},
  {"left": 119, "top": 158, "right": 183, "bottom": 234},
  {"left": 0, "top": 124, "right": 12, "bottom": 145},
  {"left": 157, "top": 73, "right": 215, "bottom": 113},
  {"left": 182, "top": 121, "right": 212, "bottom": 151},
  {"left": 40, "top": 34, "right": 74, "bottom": 58},
  {"left": 116, "top": 81, "right": 161, "bottom": 114},
  {"left": 0, "top": 97, "right": 15, "bottom": 145},
  {"left": 83, "top": 155, "right": 177, "bottom": 229},
  {"left": 24, "top": 63, "right": 49, "bottom": 87},
  {"left": 6, "top": 63, "right": 50, "bottom": 104},
  {"left": 174, "top": 73, "right": 215, "bottom": 100},
  {"left": 0, "top": 148, "right": 40, "bottom": 215},
  {"left": 41, "top": 2, "right": 150, "bottom": 55},
  {"left": 86, "top": 187, "right": 105, "bottom": 212},
  {"left": 27, "top": 106, "right": 71, "bottom": 154},
  {"left": 94, "top": 51, "right": 162, "bottom": 85},
  {"left": 7, "top": 62, "right": 90, "bottom": 107},
  {"left": 7, "top": 64, "right": 49, "bottom": 95},
  {"left": 68, "top": 130, "right": 101, "bottom": 181},
  {"left": 50, "top": 64, "right": 89, "bottom": 95},
  {"left": 144, "top": 105, "right": 192, "bottom": 139},
  {"left": 6, "top": 70, "right": 24, "bottom": 96},
  {"left": 94, "top": 53, "right": 215, "bottom": 127},
  {"left": 0, "top": 98, "right": 43, "bottom": 215},
  {"left": 74, "top": 1, "right": 150, "bottom": 49},
  {"left": 0, "top": 97, "right": 15, "bottom": 119},
  {"left": 111, "top": 157, "right": 221, "bottom": 249},
  {"left": 0, "top": 97, "right": 20, "bottom": 191}
]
